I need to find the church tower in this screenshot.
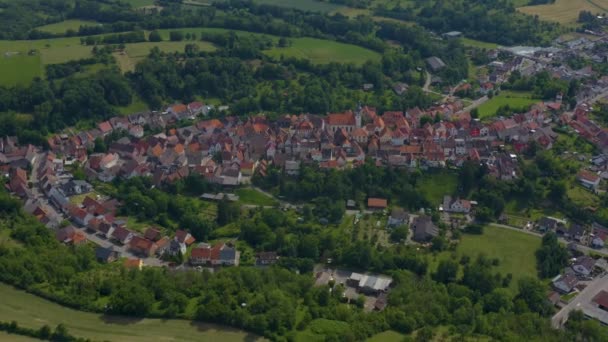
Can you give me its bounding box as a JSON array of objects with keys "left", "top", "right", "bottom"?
[{"left": 355, "top": 102, "right": 362, "bottom": 128}]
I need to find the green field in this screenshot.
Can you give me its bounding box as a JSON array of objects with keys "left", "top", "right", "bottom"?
[
  {"left": 367, "top": 330, "right": 405, "bottom": 342},
  {"left": 265, "top": 37, "right": 380, "bottom": 65},
  {"left": 236, "top": 188, "right": 279, "bottom": 206},
  {"left": 0, "top": 283, "right": 263, "bottom": 342},
  {"left": 0, "top": 54, "right": 42, "bottom": 86},
  {"left": 432, "top": 225, "right": 541, "bottom": 290},
  {"left": 114, "top": 41, "right": 216, "bottom": 72},
  {"left": 477, "top": 91, "right": 542, "bottom": 118},
  {"left": 518, "top": 0, "right": 608, "bottom": 25},
  {"left": 0, "top": 332, "right": 39, "bottom": 342},
  {"left": 36, "top": 20, "right": 102, "bottom": 34},
  {"left": 416, "top": 171, "right": 458, "bottom": 205},
  {"left": 461, "top": 37, "right": 498, "bottom": 49},
  {"left": 123, "top": 0, "right": 157, "bottom": 7},
  {"left": 0, "top": 36, "right": 93, "bottom": 65},
  {"left": 253, "top": 0, "right": 343, "bottom": 12}
]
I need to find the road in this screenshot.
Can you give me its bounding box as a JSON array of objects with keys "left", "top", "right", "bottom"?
[
  {"left": 461, "top": 95, "right": 489, "bottom": 114},
  {"left": 489, "top": 223, "right": 608, "bottom": 257},
  {"left": 551, "top": 275, "right": 608, "bottom": 328}
]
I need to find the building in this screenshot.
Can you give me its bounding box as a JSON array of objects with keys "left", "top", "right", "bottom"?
[
  {"left": 426, "top": 57, "right": 446, "bottom": 72},
  {"left": 255, "top": 251, "right": 279, "bottom": 266},
  {"left": 128, "top": 236, "right": 158, "bottom": 257},
  {"left": 578, "top": 170, "right": 601, "bottom": 190},
  {"left": 573, "top": 256, "right": 596, "bottom": 277},
  {"left": 412, "top": 215, "right": 439, "bottom": 242},
  {"left": 367, "top": 198, "right": 388, "bottom": 211},
  {"left": 190, "top": 242, "right": 240, "bottom": 266},
  {"left": 387, "top": 208, "right": 408, "bottom": 228},
  {"left": 552, "top": 273, "right": 579, "bottom": 294},
  {"left": 347, "top": 272, "right": 392, "bottom": 295},
  {"left": 95, "top": 246, "right": 120, "bottom": 263}
]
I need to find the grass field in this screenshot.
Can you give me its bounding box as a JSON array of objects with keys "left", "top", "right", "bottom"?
[
  {"left": 367, "top": 330, "right": 405, "bottom": 342},
  {"left": 253, "top": 0, "right": 343, "bottom": 12},
  {"left": 122, "top": 0, "right": 157, "bottom": 7},
  {"left": 567, "top": 185, "right": 600, "bottom": 208},
  {"left": 236, "top": 188, "right": 279, "bottom": 206},
  {"left": 0, "top": 332, "right": 39, "bottom": 342},
  {"left": 518, "top": 0, "right": 608, "bottom": 25},
  {"left": 477, "top": 91, "right": 542, "bottom": 118},
  {"left": 432, "top": 225, "right": 541, "bottom": 290},
  {"left": 0, "top": 283, "right": 263, "bottom": 342},
  {"left": 114, "top": 41, "right": 216, "bottom": 72},
  {"left": 416, "top": 171, "right": 458, "bottom": 205},
  {"left": 36, "top": 20, "right": 102, "bottom": 34},
  {"left": 265, "top": 37, "right": 381, "bottom": 65},
  {"left": 461, "top": 37, "right": 498, "bottom": 49},
  {"left": 0, "top": 54, "right": 42, "bottom": 86}
]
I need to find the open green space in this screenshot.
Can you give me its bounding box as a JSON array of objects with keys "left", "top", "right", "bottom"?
[
  {"left": 431, "top": 225, "right": 541, "bottom": 290},
  {"left": 567, "top": 185, "right": 600, "bottom": 208},
  {"left": 0, "top": 332, "right": 39, "bottom": 342},
  {"left": 0, "top": 54, "right": 42, "bottom": 86},
  {"left": 236, "top": 188, "right": 279, "bottom": 207},
  {"left": 367, "top": 330, "right": 405, "bottom": 342},
  {"left": 416, "top": 171, "right": 458, "bottom": 205},
  {"left": 122, "top": 0, "right": 157, "bottom": 7},
  {"left": 518, "top": 0, "right": 608, "bottom": 25},
  {"left": 36, "top": 20, "right": 102, "bottom": 34},
  {"left": 252, "top": 0, "right": 344, "bottom": 12},
  {"left": 0, "top": 283, "right": 263, "bottom": 342},
  {"left": 460, "top": 37, "right": 498, "bottom": 49},
  {"left": 265, "top": 37, "right": 380, "bottom": 65},
  {"left": 477, "top": 91, "right": 542, "bottom": 118}
]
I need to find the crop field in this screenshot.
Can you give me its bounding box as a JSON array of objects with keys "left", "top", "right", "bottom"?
[
  {"left": 518, "top": 0, "right": 608, "bottom": 25},
  {"left": 36, "top": 20, "right": 102, "bottom": 34},
  {"left": 0, "top": 54, "right": 42, "bottom": 86},
  {"left": 477, "top": 91, "right": 542, "bottom": 118},
  {"left": 0, "top": 283, "right": 264, "bottom": 342},
  {"left": 265, "top": 37, "right": 381, "bottom": 65}
]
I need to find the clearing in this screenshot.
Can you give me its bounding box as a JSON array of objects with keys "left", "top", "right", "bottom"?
[
  {"left": 0, "top": 54, "right": 42, "bottom": 86},
  {"left": 113, "top": 41, "right": 216, "bottom": 72},
  {"left": 431, "top": 225, "right": 541, "bottom": 290},
  {"left": 0, "top": 283, "right": 264, "bottom": 342},
  {"left": 265, "top": 37, "right": 381, "bottom": 65},
  {"left": 416, "top": 171, "right": 458, "bottom": 205},
  {"left": 236, "top": 188, "right": 279, "bottom": 207},
  {"left": 36, "top": 20, "right": 102, "bottom": 34},
  {"left": 518, "top": 0, "right": 608, "bottom": 25},
  {"left": 476, "top": 91, "right": 542, "bottom": 119}
]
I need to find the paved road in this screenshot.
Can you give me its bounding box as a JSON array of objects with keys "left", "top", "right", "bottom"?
[
  {"left": 489, "top": 223, "right": 608, "bottom": 257},
  {"left": 460, "top": 95, "right": 489, "bottom": 114},
  {"left": 552, "top": 275, "right": 608, "bottom": 328}
]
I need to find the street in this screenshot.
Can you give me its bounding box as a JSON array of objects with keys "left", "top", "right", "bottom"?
[{"left": 552, "top": 275, "right": 608, "bottom": 328}]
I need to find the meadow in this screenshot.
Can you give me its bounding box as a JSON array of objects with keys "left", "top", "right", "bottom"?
[
  {"left": 252, "top": 0, "right": 343, "bottom": 12},
  {"left": 0, "top": 283, "right": 264, "bottom": 342},
  {"left": 236, "top": 188, "right": 279, "bottom": 207},
  {"left": 518, "top": 0, "right": 608, "bottom": 25},
  {"left": 477, "top": 91, "right": 542, "bottom": 119},
  {"left": 430, "top": 225, "right": 541, "bottom": 290},
  {"left": 415, "top": 171, "right": 458, "bottom": 205},
  {"left": 0, "top": 54, "right": 42, "bottom": 86},
  {"left": 36, "top": 20, "right": 102, "bottom": 34}
]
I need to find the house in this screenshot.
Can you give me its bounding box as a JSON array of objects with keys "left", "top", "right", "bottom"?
[
  {"left": 426, "top": 57, "right": 446, "bottom": 72},
  {"left": 255, "top": 251, "right": 279, "bottom": 266},
  {"left": 552, "top": 273, "right": 578, "bottom": 294},
  {"left": 154, "top": 236, "right": 171, "bottom": 256},
  {"left": 569, "top": 223, "right": 587, "bottom": 241},
  {"left": 393, "top": 82, "right": 409, "bottom": 96},
  {"left": 128, "top": 236, "right": 158, "bottom": 257},
  {"left": 111, "top": 226, "right": 134, "bottom": 245},
  {"left": 61, "top": 180, "right": 93, "bottom": 196},
  {"left": 190, "top": 242, "right": 240, "bottom": 266},
  {"left": 175, "top": 230, "right": 195, "bottom": 246},
  {"left": 411, "top": 215, "right": 439, "bottom": 242},
  {"left": 387, "top": 208, "right": 408, "bottom": 228},
  {"left": 573, "top": 256, "right": 596, "bottom": 277},
  {"left": 144, "top": 227, "right": 162, "bottom": 242},
  {"left": 367, "top": 198, "right": 388, "bottom": 211},
  {"left": 95, "top": 246, "right": 120, "bottom": 263},
  {"left": 124, "top": 258, "right": 143, "bottom": 270},
  {"left": 578, "top": 170, "right": 601, "bottom": 190},
  {"left": 442, "top": 195, "right": 472, "bottom": 213},
  {"left": 538, "top": 217, "right": 559, "bottom": 232},
  {"left": 55, "top": 226, "right": 87, "bottom": 245}
]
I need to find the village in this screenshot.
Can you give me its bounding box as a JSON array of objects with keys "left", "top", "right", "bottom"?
[{"left": 4, "top": 31, "right": 608, "bottom": 318}]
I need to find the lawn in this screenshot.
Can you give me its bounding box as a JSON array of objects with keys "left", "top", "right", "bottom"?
[
  {"left": 416, "top": 171, "right": 458, "bottom": 206},
  {"left": 431, "top": 225, "right": 541, "bottom": 290},
  {"left": 460, "top": 37, "right": 498, "bottom": 49},
  {"left": 116, "top": 95, "right": 149, "bottom": 115},
  {"left": 0, "top": 36, "right": 92, "bottom": 65},
  {"left": 567, "top": 185, "right": 600, "bottom": 208},
  {"left": 0, "top": 332, "right": 39, "bottom": 342},
  {"left": 477, "top": 91, "right": 542, "bottom": 119},
  {"left": 36, "top": 20, "right": 102, "bottom": 34},
  {"left": 122, "top": 0, "right": 157, "bottom": 7},
  {"left": 518, "top": 0, "right": 608, "bottom": 25},
  {"left": 0, "top": 54, "right": 42, "bottom": 86},
  {"left": 236, "top": 188, "right": 279, "bottom": 207},
  {"left": 68, "top": 191, "right": 100, "bottom": 205},
  {"left": 367, "top": 330, "right": 405, "bottom": 342},
  {"left": 113, "top": 41, "right": 216, "bottom": 73},
  {"left": 265, "top": 37, "right": 381, "bottom": 65},
  {"left": 0, "top": 283, "right": 264, "bottom": 342}
]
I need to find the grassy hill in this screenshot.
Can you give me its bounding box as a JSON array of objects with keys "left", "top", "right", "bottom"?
[
  {"left": 518, "top": 0, "right": 608, "bottom": 25},
  {"left": 0, "top": 282, "right": 264, "bottom": 342},
  {"left": 36, "top": 20, "right": 102, "bottom": 34}
]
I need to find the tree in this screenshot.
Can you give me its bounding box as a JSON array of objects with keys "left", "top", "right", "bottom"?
[
  {"left": 149, "top": 30, "right": 162, "bottom": 42},
  {"left": 169, "top": 31, "right": 184, "bottom": 41},
  {"left": 433, "top": 259, "right": 459, "bottom": 284},
  {"left": 516, "top": 277, "right": 551, "bottom": 315},
  {"left": 108, "top": 284, "right": 155, "bottom": 316},
  {"left": 536, "top": 232, "right": 568, "bottom": 278}
]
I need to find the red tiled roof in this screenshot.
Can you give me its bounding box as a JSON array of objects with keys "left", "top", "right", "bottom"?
[
  {"left": 327, "top": 112, "right": 356, "bottom": 126},
  {"left": 368, "top": 198, "right": 388, "bottom": 209}
]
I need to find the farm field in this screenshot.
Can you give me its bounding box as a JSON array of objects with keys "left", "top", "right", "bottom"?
[
  {"left": 518, "top": 0, "right": 608, "bottom": 25},
  {"left": 36, "top": 20, "right": 102, "bottom": 34},
  {"left": 0, "top": 332, "right": 38, "bottom": 342},
  {"left": 0, "top": 54, "right": 42, "bottom": 86},
  {"left": 265, "top": 37, "right": 381, "bottom": 65},
  {"left": 460, "top": 37, "right": 498, "bottom": 49},
  {"left": 431, "top": 225, "right": 541, "bottom": 290},
  {"left": 0, "top": 283, "right": 264, "bottom": 342},
  {"left": 477, "top": 91, "right": 542, "bottom": 119}
]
